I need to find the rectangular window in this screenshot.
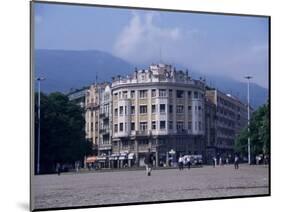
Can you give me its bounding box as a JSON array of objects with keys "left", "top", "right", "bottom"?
[
  {"left": 91, "top": 122, "right": 94, "bottom": 131},
  {"left": 169, "top": 89, "right": 173, "bottom": 97},
  {"left": 140, "top": 105, "right": 147, "bottom": 114},
  {"left": 188, "top": 121, "right": 192, "bottom": 130},
  {"left": 114, "top": 124, "right": 118, "bottom": 132},
  {"left": 160, "top": 104, "right": 166, "bottom": 113},
  {"left": 188, "top": 105, "right": 192, "bottom": 111},
  {"left": 131, "top": 90, "right": 135, "bottom": 98},
  {"left": 131, "top": 106, "right": 135, "bottom": 115},
  {"left": 159, "top": 89, "right": 167, "bottom": 97},
  {"left": 160, "top": 121, "right": 166, "bottom": 130},
  {"left": 151, "top": 89, "right": 156, "bottom": 97},
  {"left": 169, "top": 121, "right": 173, "bottom": 130},
  {"left": 152, "top": 105, "right": 156, "bottom": 113},
  {"left": 119, "top": 123, "right": 123, "bottom": 132},
  {"left": 198, "top": 106, "right": 201, "bottom": 111},
  {"left": 188, "top": 91, "right": 192, "bottom": 98},
  {"left": 140, "top": 122, "right": 147, "bottom": 131},
  {"left": 114, "top": 108, "right": 118, "bottom": 116},
  {"left": 194, "top": 91, "right": 198, "bottom": 99},
  {"left": 119, "top": 106, "right": 123, "bottom": 116},
  {"left": 131, "top": 122, "right": 135, "bottom": 131},
  {"left": 176, "top": 121, "right": 184, "bottom": 131},
  {"left": 139, "top": 90, "right": 148, "bottom": 98},
  {"left": 169, "top": 105, "right": 173, "bottom": 113},
  {"left": 152, "top": 121, "right": 156, "bottom": 130},
  {"left": 176, "top": 90, "right": 184, "bottom": 98},
  {"left": 122, "top": 91, "right": 128, "bottom": 99},
  {"left": 176, "top": 105, "right": 184, "bottom": 113},
  {"left": 199, "top": 121, "right": 202, "bottom": 130}
]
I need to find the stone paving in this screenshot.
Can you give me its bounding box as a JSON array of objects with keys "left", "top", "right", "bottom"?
[{"left": 32, "top": 164, "right": 269, "bottom": 210}]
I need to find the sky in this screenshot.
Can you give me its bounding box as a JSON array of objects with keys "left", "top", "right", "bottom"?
[{"left": 34, "top": 2, "right": 269, "bottom": 88}]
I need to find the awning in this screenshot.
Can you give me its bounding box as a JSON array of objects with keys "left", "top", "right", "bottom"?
[
  {"left": 109, "top": 154, "right": 119, "bottom": 160},
  {"left": 96, "top": 156, "right": 107, "bottom": 161},
  {"left": 85, "top": 156, "right": 97, "bottom": 163},
  {"left": 128, "top": 153, "right": 135, "bottom": 160}
]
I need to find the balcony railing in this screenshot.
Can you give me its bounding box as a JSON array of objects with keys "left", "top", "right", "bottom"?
[{"left": 135, "top": 130, "right": 152, "bottom": 137}]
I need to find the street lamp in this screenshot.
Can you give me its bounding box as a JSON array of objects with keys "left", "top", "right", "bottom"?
[
  {"left": 36, "top": 77, "right": 45, "bottom": 174},
  {"left": 245, "top": 76, "right": 252, "bottom": 165}
]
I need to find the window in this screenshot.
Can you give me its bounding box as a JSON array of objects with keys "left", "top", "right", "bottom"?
[
  {"left": 131, "top": 122, "right": 135, "bottom": 131},
  {"left": 119, "top": 106, "right": 123, "bottom": 116},
  {"left": 140, "top": 122, "right": 147, "bottom": 131},
  {"left": 119, "top": 123, "right": 123, "bottom": 132},
  {"left": 122, "top": 91, "right": 128, "bottom": 99},
  {"left": 198, "top": 106, "right": 201, "bottom": 111},
  {"left": 176, "top": 122, "right": 184, "bottom": 131},
  {"left": 188, "top": 91, "right": 192, "bottom": 98},
  {"left": 159, "top": 89, "right": 167, "bottom": 97},
  {"left": 152, "top": 121, "right": 156, "bottom": 130},
  {"left": 140, "top": 105, "right": 147, "bottom": 114},
  {"left": 169, "top": 121, "right": 173, "bottom": 130},
  {"left": 91, "top": 122, "right": 94, "bottom": 131},
  {"left": 130, "top": 90, "right": 135, "bottom": 98},
  {"left": 139, "top": 90, "right": 148, "bottom": 98},
  {"left": 131, "top": 106, "right": 135, "bottom": 115},
  {"left": 188, "top": 121, "right": 192, "bottom": 130},
  {"left": 160, "top": 121, "right": 166, "bottom": 129},
  {"left": 169, "top": 105, "right": 173, "bottom": 113},
  {"left": 194, "top": 91, "right": 198, "bottom": 99},
  {"left": 188, "top": 105, "right": 192, "bottom": 111},
  {"left": 151, "top": 89, "right": 156, "bottom": 97},
  {"left": 199, "top": 121, "right": 202, "bottom": 130},
  {"left": 176, "top": 105, "right": 184, "bottom": 113},
  {"left": 160, "top": 104, "right": 166, "bottom": 113},
  {"left": 114, "top": 108, "right": 118, "bottom": 116},
  {"left": 152, "top": 105, "right": 156, "bottom": 113},
  {"left": 114, "top": 124, "right": 118, "bottom": 132},
  {"left": 176, "top": 90, "right": 184, "bottom": 98},
  {"left": 169, "top": 89, "right": 173, "bottom": 97},
  {"left": 125, "top": 106, "right": 127, "bottom": 115}
]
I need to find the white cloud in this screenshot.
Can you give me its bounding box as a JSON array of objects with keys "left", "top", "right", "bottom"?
[{"left": 113, "top": 12, "right": 183, "bottom": 64}]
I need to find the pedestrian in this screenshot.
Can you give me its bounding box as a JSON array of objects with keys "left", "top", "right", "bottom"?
[
  {"left": 219, "top": 157, "right": 223, "bottom": 166},
  {"left": 56, "top": 163, "right": 61, "bottom": 176},
  {"left": 186, "top": 156, "right": 191, "bottom": 169},
  {"left": 178, "top": 155, "right": 184, "bottom": 170},
  {"left": 234, "top": 155, "right": 239, "bottom": 169},
  {"left": 226, "top": 157, "right": 229, "bottom": 165},
  {"left": 144, "top": 148, "right": 154, "bottom": 176},
  {"left": 212, "top": 156, "right": 216, "bottom": 168}
]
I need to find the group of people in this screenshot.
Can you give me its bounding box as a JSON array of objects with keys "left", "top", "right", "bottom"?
[
  {"left": 212, "top": 155, "right": 240, "bottom": 169},
  {"left": 178, "top": 155, "right": 191, "bottom": 170}
]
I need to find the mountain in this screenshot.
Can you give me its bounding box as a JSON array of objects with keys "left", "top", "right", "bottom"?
[
  {"left": 34, "top": 49, "right": 133, "bottom": 93},
  {"left": 34, "top": 49, "right": 268, "bottom": 109}
]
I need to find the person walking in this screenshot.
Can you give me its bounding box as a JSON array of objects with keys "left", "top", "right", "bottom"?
[
  {"left": 144, "top": 148, "right": 154, "bottom": 176},
  {"left": 234, "top": 155, "right": 239, "bottom": 169},
  {"left": 56, "top": 163, "right": 61, "bottom": 176},
  {"left": 178, "top": 155, "right": 184, "bottom": 170},
  {"left": 212, "top": 156, "right": 216, "bottom": 168},
  {"left": 186, "top": 156, "right": 191, "bottom": 170}
]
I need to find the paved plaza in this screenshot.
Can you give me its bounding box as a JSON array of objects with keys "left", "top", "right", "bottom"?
[{"left": 33, "top": 165, "right": 269, "bottom": 210}]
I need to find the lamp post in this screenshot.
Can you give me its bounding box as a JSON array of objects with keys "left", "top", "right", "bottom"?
[
  {"left": 36, "top": 77, "right": 45, "bottom": 174},
  {"left": 245, "top": 76, "right": 252, "bottom": 165}
]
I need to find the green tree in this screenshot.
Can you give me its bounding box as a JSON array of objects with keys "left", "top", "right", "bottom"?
[
  {"left": 235, "top": 102, "right": 269, "bottom": 157},
  {"left": 35, "top": 92, "right": 93, "bottom": 173}
]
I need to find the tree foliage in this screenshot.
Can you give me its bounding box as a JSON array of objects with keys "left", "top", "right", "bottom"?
[
  {"left": 35, "top": 92, "right": 92, "bottom": 173},
  {"left": 235, "top": 102, "right": 269, "bottom": 157}
]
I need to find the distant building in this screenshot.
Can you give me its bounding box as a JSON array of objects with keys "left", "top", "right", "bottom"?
[
  {"left": 68, "top": 87, "right": 89, "bottom": 108},
  {"left": 205, "top": 89, "right": 249, "bottom": 159}
]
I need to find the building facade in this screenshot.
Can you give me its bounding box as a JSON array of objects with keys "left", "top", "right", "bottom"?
[
  {"left": 111, "top": 64, "right": 206, "bottom": 167},
  {"left": 205, "top": 89, "right": 249, "bottom": 160}
]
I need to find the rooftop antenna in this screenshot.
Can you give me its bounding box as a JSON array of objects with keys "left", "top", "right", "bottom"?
[
  {"left": 159, "top": 45, "right": 163, "bottom": 64},
  {"left": 95, "top": 72, "right": 98, "bottom": 85}
]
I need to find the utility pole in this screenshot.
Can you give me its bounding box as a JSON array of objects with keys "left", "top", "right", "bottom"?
[
  {"left": 245, "top": 76, "right": 252, "bottom": 165},
  {"left": 36, "top": 77, "right": 45, "bottom": 174}
]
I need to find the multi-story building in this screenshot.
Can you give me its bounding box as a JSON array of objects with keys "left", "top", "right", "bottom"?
[
  {"left": 111, "top": 64, "right": 206, "bottom": 167},
  {"left": 68, "top": 87, "right": 89, "bottom": 108},
  {"left": 205, "top": 89, "right": 249, "bottom": 159}
]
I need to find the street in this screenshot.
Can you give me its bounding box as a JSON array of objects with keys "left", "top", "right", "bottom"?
[{"left": 33, "top": 164, "right": 269, "bottom": 210}]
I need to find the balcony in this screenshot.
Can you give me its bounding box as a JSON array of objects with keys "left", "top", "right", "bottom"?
[
  {"left": 86, "top": 102, "right": 99, "bottom": 110},
  {"left": 135, "top": 130, "right": 152, "bottom": 137}
]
